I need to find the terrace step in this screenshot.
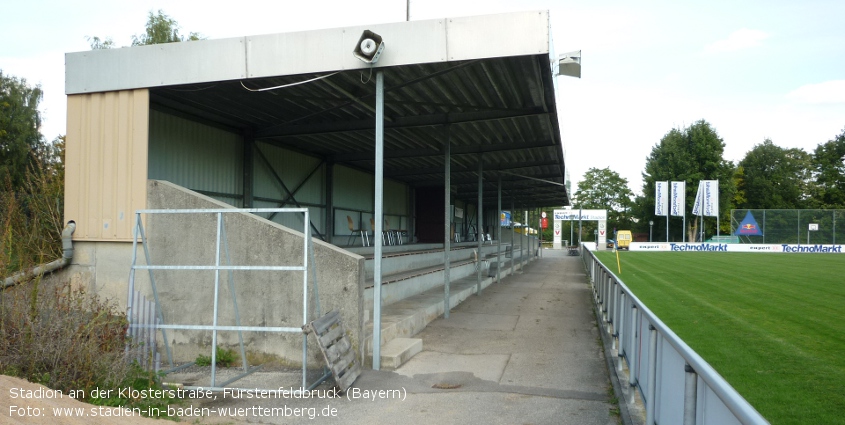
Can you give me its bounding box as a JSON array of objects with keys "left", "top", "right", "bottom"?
[
  {"left": 366, "top": 338, "right": 423, "bottom": 370},
  {"left": 363, "top": 254, "right": 533, "bottom": 369}
]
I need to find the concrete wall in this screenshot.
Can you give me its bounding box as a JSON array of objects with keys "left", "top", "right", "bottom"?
[
  {"left": 52, "top": 240, "right": 143, "bottom": 305},
  {"left": 143, "top": 180, "right": 364, "bottom": 366},
  {"left": 56, "top": 180, "right": 365, "bottom": 368}
]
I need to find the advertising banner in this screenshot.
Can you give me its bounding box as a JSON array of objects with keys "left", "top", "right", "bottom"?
[
  {"left": 693, "top": 180, "right": 719, "bottom": 217},
  {"left": 553, "top": 209, "right": 607, "bottom": 221},
  {"left": 692, "top": 181, "right": 703, "bottom": 216},
  {"left": 703, "top": 180, "right": 719, "bottom": 217},
  {"left": 500, "top": 211, "right": 511, "bottom": 227},
  {"left": 734, "top": 211, "right": 763, "bottom": 236},
  {"left": 670, "top": 181, "right": 685, "bottom": 216},
  {"left": 655, "top": 181, "right": 668, "bottom": 216},
  {"left": 622, "top": 242, "right": 844, "bottom": 253}
]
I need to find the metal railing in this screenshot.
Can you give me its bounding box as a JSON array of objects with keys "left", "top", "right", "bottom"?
[
  {"left": 127, "top": 208, "right": 329, "bottom": 393},
  {"left": 582, "top": 247, "right": 769, "bottom": 425}
]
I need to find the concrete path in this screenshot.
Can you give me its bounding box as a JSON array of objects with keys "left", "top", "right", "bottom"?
[{"left": 184, "top": 250, "right": 618, "bottom": 425}]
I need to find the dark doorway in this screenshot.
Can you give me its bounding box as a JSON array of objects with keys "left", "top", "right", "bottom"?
[{"left": 415, "top": 187, "right": 445, "bottom": 243}]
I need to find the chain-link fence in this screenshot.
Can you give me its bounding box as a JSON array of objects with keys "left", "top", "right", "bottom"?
[{"left": 731, "top": 209, "right": 845, "bottom": 244}]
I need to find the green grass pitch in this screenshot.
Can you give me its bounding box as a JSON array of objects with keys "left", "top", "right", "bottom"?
[{"left": 592, "top": 251, "right": 845, "bottom": 425}]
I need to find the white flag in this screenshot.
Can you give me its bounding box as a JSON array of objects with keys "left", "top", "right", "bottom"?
[
  {"left": 655, "top": 181, "right": 668, "bottom": 216},
  {"left": 670, "top": 181, "right": 685, "bottom": 216},
  {"left": 692, "top": 181, "right": 704, "bottom": 216},
  {"left": 703, "top": 180, "right": 719, "bottom": 217}
]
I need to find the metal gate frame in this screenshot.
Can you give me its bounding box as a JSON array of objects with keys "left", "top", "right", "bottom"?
[{"left": 127, "top": 207, "right": 330, "bottom": 392}]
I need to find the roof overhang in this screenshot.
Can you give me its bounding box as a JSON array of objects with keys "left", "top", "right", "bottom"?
[{"left": 66, "top": 11, "right": 571, "bottom": 207}]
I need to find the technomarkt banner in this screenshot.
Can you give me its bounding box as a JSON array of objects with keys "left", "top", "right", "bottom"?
[
  {"left": 553, "top": 209, "right": 607, "bottom": 221},
  {"left": 626, "top": 242, "right": 844, "bottom": 253}
]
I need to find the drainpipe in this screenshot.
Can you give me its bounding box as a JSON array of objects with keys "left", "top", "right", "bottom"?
[{"left": 2, "top": 221, "right": 76, "bottom": 288}]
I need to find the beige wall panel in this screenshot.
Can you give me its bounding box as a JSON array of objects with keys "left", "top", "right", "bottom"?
[{"left": 64, "top": 89, "right": 149, "bottom": 241}]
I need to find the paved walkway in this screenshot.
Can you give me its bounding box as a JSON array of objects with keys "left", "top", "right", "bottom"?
[{"left": 185, "top": 250, "right": 618, "bottom": 425}]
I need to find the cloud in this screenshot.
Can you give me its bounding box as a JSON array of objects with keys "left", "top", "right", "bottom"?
[
  {"left": 786, "top": 80, "right": 845, "bottom": 104},
  {"left": 705, "top": 28, "right": 770, "bottom": 53}
]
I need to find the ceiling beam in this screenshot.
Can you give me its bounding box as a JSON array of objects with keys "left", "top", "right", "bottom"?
[{"left": 255, "top": 107, "right": 548, "bottom": 139}]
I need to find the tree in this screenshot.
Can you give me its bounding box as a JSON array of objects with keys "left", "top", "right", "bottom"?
[
  {"left": 0, "top": 70, "right": 45, "bottom": 189},
  {"left": 86, "top": 36, "right": 115, "bottom": 50},
  {"left": 737, "top": 139, "right": 815, "bottom": 209},
  {"left": 812, "top": 127, "right": 845, "bottom": 208},
  {"left": 638, "top": 120, "right": 735, "bottom": 241},
  {"left": 87, "top": 10, "right": 202, "bottom": 50},
  {"left": 573, "top": 167, "right": 635, "bottom": 241},
  {"left": 131, "top": 10, "right": 202, "bottom": 46}
]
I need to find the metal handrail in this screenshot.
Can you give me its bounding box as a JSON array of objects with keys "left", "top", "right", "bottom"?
[{"left": 583, "top": 246, "right": 769, "bottom": 425}]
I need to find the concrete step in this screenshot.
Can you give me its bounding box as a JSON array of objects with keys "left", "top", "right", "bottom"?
[
  {"left": 366, "top": 338, "right": 423, "bottom": 370},
  {"left": 361, "top": 243, "right": 509, "bottom": 281},
  {"left": 362, "top": 256, "right": 535, "bottom": 369}
]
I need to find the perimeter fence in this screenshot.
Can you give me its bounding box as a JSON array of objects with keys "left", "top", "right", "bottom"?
[
  {"left": 583, "top": 247, "right": 769, "bottom": 425},
  {"left": 730, "top": 209, "right": 845, "bottom": 244}
]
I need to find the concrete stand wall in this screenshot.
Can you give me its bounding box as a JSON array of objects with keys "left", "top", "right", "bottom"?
[
  {"left": 57, "top": 180, "right": 365, "bottom": 368},
  {"left": 143, "top": 180, "right": 365, "bottom": 366}
]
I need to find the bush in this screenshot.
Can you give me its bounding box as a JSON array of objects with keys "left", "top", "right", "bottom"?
[
  {"left": 0, "top": 150, "right": 64, "bottom": 279},
  {"left": 1, "top": 151, "right": 179, "bottom": 416},
  {"left": 0, "top": 281, "right": 178, "bottom": 415},
  {"left": 195, "top": 346, "right": 238, "bottom": 367}
]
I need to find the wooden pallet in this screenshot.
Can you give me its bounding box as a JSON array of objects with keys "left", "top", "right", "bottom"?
[{"left": 303, "top": 310, "right": 361, "bottom": 392}]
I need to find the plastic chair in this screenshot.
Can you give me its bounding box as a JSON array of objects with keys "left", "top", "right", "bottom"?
[
  {"left": 370, "top": 218, "right": 392, "bottom": 245},
  {"left": 451, "top": 223, "right": 460, "bottom": 243},
  {"left": 385, "top": 218, "right": 399, "bottom": 245},
  {"left": 347, "top": 216, "right": 369, "bottom": 246}
]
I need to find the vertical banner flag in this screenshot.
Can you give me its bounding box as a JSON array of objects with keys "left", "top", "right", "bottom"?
[
  {"left": 670, "top": 181, "right": 685, "bottom": 216},
  {"left": 703, "top": 180, "right": 719, "bottom": 217},
  {"left": 692, "top": 180, "right": 719, "bottom": 216},
  {"left": 655, "top": 181, "right": 668, "bottom": 216},
  {"left": 692, "top": 181, "right": 704, "bottom": 216}
]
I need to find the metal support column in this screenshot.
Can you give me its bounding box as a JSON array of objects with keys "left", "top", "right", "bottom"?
[
  {"left": 325, "top": 161, "right": 334, "bottom": 243},
  {"left": 511, "top": 200, "right": 515, "bottom": 276},
  {"left": 527, "top": 209, "right": 532, "bottom": 259},
  {"left": 476, "top": 153, "right": 483, "bottom": 295},
  {"left": 372, "top": 71, "right": 385, "bottom": 370},
  {"left": 496, "top": 175, "right": 502, "bottom": 283},
  {"left": 628, "top": 305, "right": 639, "bottom": 399},
  {"left": 646, "top": 324, "right": 658, "bottom": 425},
  {"left": 684, "top": 363, "right": 698, "bottom": 425},
  {"left": 211, "top": 214, "right": 223, "bottom": 386},
  {"left": 520, "top": 210, "right": 526, "bottom": 271},
  {"left": 443, "top": 126, "right": 452, "bottom": 318},
  {"left": 242, "top": 133, "right": 254, "bottom": 208},
  {"left": 610, "top": 282, "right": 620, "bottom": 350},
  {"left": 617, "top": 292, "right": 626, "bottom": 373},
  {"left": 409, "top": 187, "right": 416, "bottom": 244}
]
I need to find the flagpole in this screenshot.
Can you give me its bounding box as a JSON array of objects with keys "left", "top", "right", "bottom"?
[
  {"left": 700, "top": 189, "right": 704, "bottom": 242},
  {"left": 716, "top": 180, "right": 720, "bottom": 239}
]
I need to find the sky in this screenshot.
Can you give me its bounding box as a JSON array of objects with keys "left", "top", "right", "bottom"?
[{"left": 2, "top": 0, "right": 844, "bottom": 198}]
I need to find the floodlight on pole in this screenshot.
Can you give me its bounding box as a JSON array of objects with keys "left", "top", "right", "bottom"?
[{"left": 557, "top": 50, "right": 581, "bottom": 78}]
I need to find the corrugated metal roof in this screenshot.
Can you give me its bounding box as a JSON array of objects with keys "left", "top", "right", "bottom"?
[{"left": 70, "top": 12, "right": 571, "bottom": 208}]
